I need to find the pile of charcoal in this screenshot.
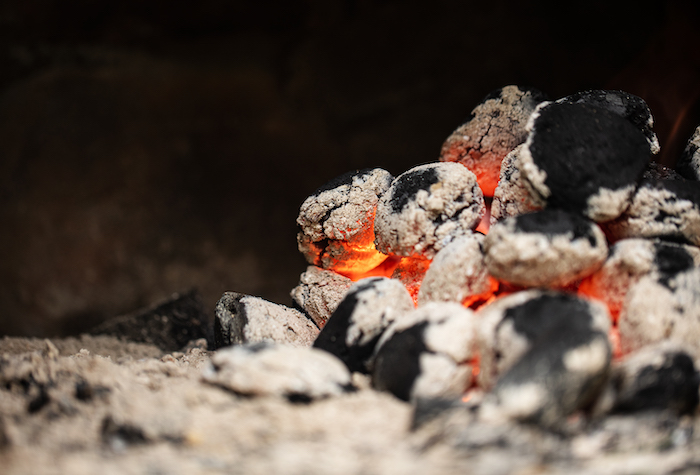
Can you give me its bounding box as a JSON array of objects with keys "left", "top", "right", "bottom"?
[{"left": 215, "top": 86, "right": 700, "bottom": 428}]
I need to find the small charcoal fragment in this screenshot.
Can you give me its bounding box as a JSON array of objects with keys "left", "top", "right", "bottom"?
[
  {"left": 557, "top": 89, "right": 660, "bottom": 155},
  {"left": 520, "top": 101, "right": 651, "bottom": 222},
  {"left": 484, "top": 209, "right": 608, "bottom": 288},
  {"left": 477, "top": 291, "right": 611, "bottom": 427},
  {"left": 372, "top": 302, "right": 477, "bottom": 401},
  {"left": 297, "top": 168, "right": 393, "bottom": 278},
  {"left": 417, "top": 234, "right": 494, "bottom": 306},
  {"left": 674, "top": 125, "right": 700, "bottom": 180},
  {"left": 214, "top": 292, "right": 319, "bottom": 349},
  {"left": 313, "top": 277, "right": 414, "bottom": 373},
  {"left": 290, "top": 266, "right": 353, "bottom": 328},
  {"left": 604, "top": 179, "right": 700, "bottom": 245},
  {"left": 202, "top": 342, "right": 353, "bottom": 400},
  {"left": 440, "top": 85, "right": 549, "bottom": 196},
  {"left": 490, "top": 144, "right": 546, "bottom": 223},
  {"left": 374, "top": 162, "right": 484, "bottom": 259},
  {"left": 610, "top": 342, "right": 699, "bottom": 415}
]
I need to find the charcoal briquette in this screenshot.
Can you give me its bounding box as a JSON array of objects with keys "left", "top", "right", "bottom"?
[
  {"left": 290, "top": 266, "right": 353, "bottom": 328},
  {"left": 490, "top": 144, "right": 546, "bottom": 223},
  {"left": 674, "top": 125, "right": 700, "bottom": 181}
]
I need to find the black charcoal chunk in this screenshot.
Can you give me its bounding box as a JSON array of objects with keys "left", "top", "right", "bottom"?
[
  {"left": 484, "top": 209, "right": 607, "bottom": 287},
  {"left": 313, "top": 277, "right": 414, "bottom": 373},
  {"left": 605, "top": 179, "right": 700, "bottom": 245},
  {"left": 290, "top": 266, "right": 353, "bottom": 328},
  {"left": 520, "top": 102, "right": 651, "bottom": 222},
  {"left": 491, "top": 144, "right": 546, "bottom": 223},
  {"left": 643, "top": 161, "right": 684, "bottom": 181},
  {"left": 214, "top": 292, "right": 319, "bottom": 349},
  {"left": 675, "top": 125, "right": 700, "bottom": 181},
  {"left": 374, "top": 162, "right": 485, "bottom": 258},
  {"left": 202, "top": 342, "right": 353, "bottom": 400},
  {"left": 372, "top": 302, "right": 477, "bottom": 401},
  {"left": 557, "top": 89, "right": 660, "bottom": 155},
  {"left": 440, "top": 85, "right": 549, "bottom": 196}
]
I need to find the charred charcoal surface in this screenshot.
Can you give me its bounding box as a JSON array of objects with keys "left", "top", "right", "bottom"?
[
  {"left": 390, "top": 167, "right": 439, "bottom": 213},
  {"left": 290, "top": 266, "right": 353, "bottom": 329},
  {"left": 676, "top": 126, "right": 700, "bottom": 180},
  {"left": 372, "top": 323, "right": 428, "bottom": 401}
]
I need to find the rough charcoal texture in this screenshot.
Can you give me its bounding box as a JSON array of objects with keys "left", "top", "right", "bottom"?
[
  {"left": 372, "top": 302, "right": 476, "bottom": 401},
  {"left": 290, "top": 266, "right": 353, "bottom": 328},
  {"left": 477, "top": 291, "right": 611, "bottom": 427},
  {"left": 557, "top": 89, "right": 660, "bottom": 155},
  {"left": 296, "top": 168, "right": 393, "bottom": 276},
  {"left": 490, "top": 144, "right": 546, "bottom": 223},
  {"left": 440, "top": 85, "right": 548, "bottom": 197},
  {"left": 520, "top": 101, "right": 651, "bottom": 222},
  {"left": 374, "top": 162, "right": 484, "bottom": 259},
  {"left": 214, "top": 292, "right": 319, "bottom": 349},
  {"left": 643, "top": 161, "right": 684, "bottom": 181},
  {"left": 609, "top": 343, "right": 699, "bottom": 416},
  {"left": 605, "top": 179, "right": 700, "bottom": 245},
  {"left": 484, "top": 208, "right": 608, "bottom": 287},
  {"left": 417, "top": 234, "right": 492, "bottom": 306},
  {"left": 313, "top": 277, "right": 414, "bottom": 373},
  {"left": 89, "top": 289, "right": 212, "bottom": 352},
  {"left": 676, "top": 125, "right": 700, "bottom": 181},
  {"left": 202, "top": 342, "right": 353, "bottom": 401}
]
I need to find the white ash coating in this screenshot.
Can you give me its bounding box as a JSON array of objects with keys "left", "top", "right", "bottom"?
[
  {"left": 677, "top": 126, "right": 700, "bottom": 180},
  {"left": 290, "top": 266, "right": 353, "bottom": 328},
  {"left": 605, "top": 180, "right": 700, "bottom": 245},
  {"left": 417, "top": 234, "right": 491, "bottom": 305},
  {"left": 296, "top": 168, "right": 392, "bottom": 270},
  {"left": 483, "top": 210, "right": 608, "bottom": 288},
  {"left": 585, "top": 184, "right": 637, "bottom": 223},
  {"left": 203, "top": 343, "right": 352, "bottom": 399},
  {"left": 439, "top": 85, "right": 548, "bottom": 196},
  {"left": 490, "top": 144, "right": 546, "bottom": 223},
  {"left": 374, "top": 162, "right": 485, "bottom": 259},
  {"left": 619, "top": 267, "right": 700, "bottom": 361}
]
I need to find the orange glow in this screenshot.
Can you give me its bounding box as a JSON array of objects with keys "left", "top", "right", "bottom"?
[
  {"left": 462, "top": 276, "right": 500, "bottom": 310},
  {"left": 475, "top": 197, "right": 492, "bottom": 234},
  {"left": 391, "top": 256, "right": 432, "bottom": 305},
  {"left": 609, "top": 326, "right": 623, "bottom": 360},
  {"left": 344, "top": 255, "right": 402, "bottom": 282},
  {"left": 577, "top": 277, "right": 620, "bottom": 324}
]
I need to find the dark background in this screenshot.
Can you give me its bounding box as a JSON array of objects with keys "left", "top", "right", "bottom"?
[{"left": 1, "top": 0, "right": 699, "bottom": 336}]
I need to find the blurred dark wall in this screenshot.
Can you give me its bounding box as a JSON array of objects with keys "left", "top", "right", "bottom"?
[{"left": 0, "top": 0, "right": 696, "bottom": 336}]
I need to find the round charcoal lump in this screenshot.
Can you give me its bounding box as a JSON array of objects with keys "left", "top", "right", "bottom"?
[
  {"left": 372, "top": 302, "right": 477, "bottom": 401},
  {"left": 520, "top": 102, "right": 651, "bottom": 222},
  {"left": 605, "top": 179, "right": 700, "bottom": 245},
  {"left": 440, "top": 85, "right": 549, "bottom": 197},
  {"left": 484, "top": 208, "right": 607, "bottom": 288},
  {"left": 313, "top": 277, "right": 414, "bottom": 373},
  {"left": 297, "top": 168, "right": 393, "bottom": 276},
  {"left": 491, "top": 144, "right": 546, "bottom": 223},
  {"left": 557, "top": 89, "right": 660, "bottom": 155},
  {"left": 676, "top": 126, "right": 700, "bottom": 180},
  {"left": 374, "top": 162, "right": 485, "bottom": 258}
]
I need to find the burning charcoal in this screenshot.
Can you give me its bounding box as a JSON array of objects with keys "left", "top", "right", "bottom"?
[
  {"left": 417, "top": 234, "right": 495, "bottom": 306},
  {"left": 483, "top": 209, "right": 608, "bottom": 288},
  {"left": 391, "top": 256, "right": 432, "bottom": 304},
  {"left": 520, "top": 101, "right": 651, "bottom": 222},
  {"left": 579, "top": 238, "right": 700, "bottom": 321},
  {"left": 440, "top": 85, "right": 549, "bottom": 196},
  {"left": 373, "top": 162, "right": 485, "bottom": 259},
  {"left": 672, "top": 125, "right": 700, "bottom": 180},
  {"left": 372, "top": 302, "right": 477, "bottom": 402},
  {"left": 490, "top": 144, "right": 546, "bottom": 223},
  {"left": 604, "top": 179, "right": 700, "bottom": 245},
  {"left": 557, "top": 89, "right": 660, "bottom": 155},
  {"left": 297, "top": 168, "right": 393, "bottom": 278},
  {"left": 214, "top": 292, "right": 319, "bottom": 349},
  {"left": 610, "top": 342, "right": 699, "bottom": 415},
  {"left": 290, "top": 266, "right": 354, "bottom": 328},
  {"left": 202, "top": 342, "right": 353, "bottom": 401},
  {"left": 477, "top": 291, "right": 612, "bottom": 427},
  {"left": 313, "top": 277, "right": 414, "bottom": 373}
]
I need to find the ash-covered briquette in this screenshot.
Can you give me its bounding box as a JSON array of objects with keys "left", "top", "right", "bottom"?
[
  {"left": 372, "top": 302, "right": 477, "bottom": 402},
  {"left": 214, "top": 292, "right": 319, "bottom": 349},
  {"left": 675, "top": 125, "right": 700, "bottom": 180},
  {"left": 477, "top": 291, "right": 611, "bottom": 427},
  {"left": 290, "top": 266, "right": 353, "bottom": 328},
  {"left": 313, "top": 277, "right": 414, "bottom": 373},
  {"left": 490, "top": 144, "right": 546, "bottom": 223},
  {"left": 520, "top": 101, "right": 651, "bottom": 222},
  {"left": 202, "top": 342, "right": 353, "bottom": 401},
  {"left": 440, "top": 85, "right": 549, "bottom": 197},
  {"left": 297, "top": 168, "right": 393, "bottom": 276},
  {"left": 579, "top": 238, "right": 700, "bottom": 321},
  {"left": 556, "top": 89, "right": 660, "bottom": 155},
  {"left": 417, "top": 234, "right": 492, "bottom": 306},
  {"left": 604, "top": 179, "right": 700, "bottom": 245},
  {"left": 373, "top": 162, "right": 485, "bottom": 259},
  {"left": 608, "top": 342, "right": 699, "bottom": 415},
  {"left": 484, "top": 208, "right": 608, "bottom": 288}
]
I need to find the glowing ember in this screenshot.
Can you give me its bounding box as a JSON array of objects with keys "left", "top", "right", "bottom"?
[{"left": 391, "top": 256, "right": 432, "bottom": 305}]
